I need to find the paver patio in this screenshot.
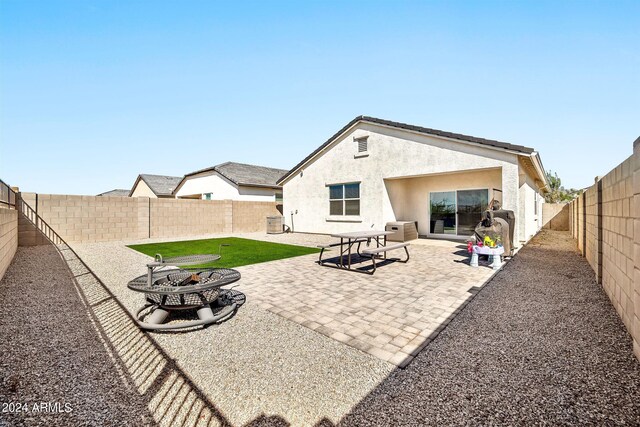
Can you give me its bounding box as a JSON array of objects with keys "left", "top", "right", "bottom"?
[
  {"left": 86, "top": 231, "right": 498, "bottom": 367},
  {"left": 235, "top": 235, "right": 497, "bottom": 366}
]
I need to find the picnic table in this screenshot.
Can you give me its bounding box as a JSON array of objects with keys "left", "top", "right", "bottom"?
[{"left": 318, "top": 230, "right": 410, "bottom": 274}]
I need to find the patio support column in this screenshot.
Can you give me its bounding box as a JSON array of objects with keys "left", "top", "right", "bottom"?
[{"left": 501, "top": 164, "right": 520, "bottom": 246}]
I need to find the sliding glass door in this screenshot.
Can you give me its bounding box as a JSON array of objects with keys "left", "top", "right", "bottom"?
[
  {"left": 429, "top": 189, "right": 489, "bottom": 236},
  {"left": 429, "top": 191, "right": 456, "bottom": 235},
  {"left": 456, "top": 189, "right": 489, "bottom": 235}
]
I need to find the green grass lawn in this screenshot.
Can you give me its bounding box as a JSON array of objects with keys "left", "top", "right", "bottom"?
[{"left": 127, "top": 237, "right": 320, "bottom": 269}]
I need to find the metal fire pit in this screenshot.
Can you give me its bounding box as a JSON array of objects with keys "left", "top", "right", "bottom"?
[{"left": 127, "top": 254, "right": 242, "bottom": 331}]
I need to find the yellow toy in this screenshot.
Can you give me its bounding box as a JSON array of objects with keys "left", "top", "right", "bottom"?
[{"left": 483, "top": 235, "right": 495, "bottom": 248}]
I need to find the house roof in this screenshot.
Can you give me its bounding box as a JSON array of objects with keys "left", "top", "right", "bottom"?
[
  {"left": 130, "top": 174, "right": 183, "bottom": 197},
  {"left": 278, "top": 115, "right": 537, "bottom": 185},
  {"left": 97, "top": 189, "right": 129, "bottom": 197},
  {"left": 176, "top": 162, "right": 288, "bottom": 192}
]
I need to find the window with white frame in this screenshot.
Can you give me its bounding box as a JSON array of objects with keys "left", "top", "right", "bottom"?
[{"left": 329, "top": 183, "right": 360, "bottom": 216}]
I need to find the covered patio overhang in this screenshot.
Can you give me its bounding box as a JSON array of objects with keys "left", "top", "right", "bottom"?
[{"left": 384, "top": 167, "right": 503, "bottom": 238}]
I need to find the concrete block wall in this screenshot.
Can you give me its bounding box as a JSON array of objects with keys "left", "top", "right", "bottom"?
[
  {"left": 22, "top": 193, "right": 146, "bottom": 243},
  {"left": 542, "top": 203, "right": 569, "bottom": 231},
  {"left": 18, "top": 192, "right": 280, "bottom": 244},
  {"left": 584, "top": 184, "right": 599, "bottom": 275},
  {"left": 568, "top": 143, "right": 639, "bottom": 361},
  {"left": 577, "top": 191, "right": 586, "bottom": 258},
  {"left": 0, "top": 208, "right": 18, "bottom": 281},
  {"left": 18, "top": 209, "right": 50, "bottom": 247},
  {"left": 149, "top": 198, "right": 227, "bottom": 238},
  {"left": 600, "top": 156, "right": 634, "bottom": 337},
  {"left": 232, "top": 201, "right": 282, "bottom": 233}
]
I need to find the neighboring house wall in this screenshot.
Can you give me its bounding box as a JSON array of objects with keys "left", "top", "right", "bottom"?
[
  {"left": 0, "top": 208, "right": 18, "bottom": 281},
  {"left": 175, "top": 172, "right": 278, "bottom": 202},
  {"left": 131, "top": 180, "right": 157, "bottom": 198},
  {"left": 283, "top": 122, "right": 522, "bottom": 237},
  {"left": 18, "top": 193, "right": 280, "bottom": 243}
]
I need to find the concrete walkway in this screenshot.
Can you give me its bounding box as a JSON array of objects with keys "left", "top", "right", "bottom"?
[{"left": 340, "top": 230, "right": 640, "bottom": 426}]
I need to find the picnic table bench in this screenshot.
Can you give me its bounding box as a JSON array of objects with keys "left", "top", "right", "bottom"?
[
  {"left": 317, "top": 238, "right": 368, "bottom": 263},
  {"left": 360, "top": 242, "right": 410, "bottom": 273},
  {"left": 318, "top": 230, "right": 410, "bottom": 274}
]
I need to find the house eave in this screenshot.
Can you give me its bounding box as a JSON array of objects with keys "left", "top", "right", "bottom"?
[{"left": 277, "top": 116, "right": 538, "bottom": 186}]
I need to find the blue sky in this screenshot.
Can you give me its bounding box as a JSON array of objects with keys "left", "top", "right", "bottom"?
[{"left": 1, "top": 0, "right": 638, "bottom": 194}]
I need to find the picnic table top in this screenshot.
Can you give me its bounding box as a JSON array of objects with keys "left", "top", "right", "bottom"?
[{"left": 330, "top": 230, "right": 394, "bottom": 239}]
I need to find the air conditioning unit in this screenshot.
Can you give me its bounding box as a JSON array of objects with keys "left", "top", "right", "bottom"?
[{"left": 266, "top": 216, "right": 284, "bottom": 234}]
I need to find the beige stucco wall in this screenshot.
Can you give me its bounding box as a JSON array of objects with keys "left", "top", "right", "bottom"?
[
  {"left": 18, "top": 193, "right": 280, "bottom": 243},
  {"left": 0, "top": 208, "right": 18, "bottom": 281},
  {"left": 131, "top": 179, "right": 157, "bottom": 198},
  {"left": 282, "top": 122, "right": 528, "bottom": 237},
  {"left": 385, "top": 168, "right": 502, "bottom": 236},
  {"left": 518, "top": 166, "right": 544, "bottom": 243},
  {"left": 175, "top": 171, "right": 279, "bottom": 202},
  {"left": 569, "top": 147, "right": 639, "bottom": 361}
]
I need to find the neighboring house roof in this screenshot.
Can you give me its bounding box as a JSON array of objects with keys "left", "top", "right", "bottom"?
[
  {"left": 277, "top": 115, "right": 546, "bottom": 188},
  {"left": 130, "top": 174, "right": 183, "bottom": 197},
  {"left": 97, "top": 189, "right": 129, "bottom": 197},
  {"left": 174, "top": 162, "right": 289, "bottom": 194}
]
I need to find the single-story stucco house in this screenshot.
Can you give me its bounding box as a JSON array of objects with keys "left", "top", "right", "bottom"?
[
  {"left": 129, "top": 174, "right": 182, "bottom": 198},
  {"left": 278, "top": 116, "right": 548, "bottom": 246},
  {"left": 96, "top": 189, "right": 130, "bottom": 197},
  {"left": 172, "top": 162, "right": 287, "bottom": 203}
]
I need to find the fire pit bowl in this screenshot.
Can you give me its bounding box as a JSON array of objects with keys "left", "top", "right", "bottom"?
[{"left": 127, "top": 254, "right": 242, "bottom": 330}]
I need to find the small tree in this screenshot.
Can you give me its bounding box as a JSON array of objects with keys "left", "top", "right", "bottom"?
[{"left": 544, "top": 171, "right": 580, "bottom": 203}]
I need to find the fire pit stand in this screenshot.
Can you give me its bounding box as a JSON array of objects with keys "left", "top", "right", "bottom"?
[{"left": 127, "top": 254, "right": 242, "bottom": 331}]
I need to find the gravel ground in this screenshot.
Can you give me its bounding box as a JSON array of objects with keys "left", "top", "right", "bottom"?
[
  {"left": 5, "top": 230, "right": 638, "bottom": 426},
  {"left": 0, "top": 245, "right": 155, "bottom": 427},
  {"left": 72, "top": 240, "right": 393, "bottom": 426},
  {"left": 340, "top": 230, "right": 640, "bottom": 426}
]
